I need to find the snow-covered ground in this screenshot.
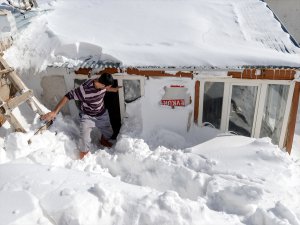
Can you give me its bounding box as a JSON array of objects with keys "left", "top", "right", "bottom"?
[
  {"left": 1, "top": 0, "right": 300, "bottom": 224},
  {"left": 1, "top": 99, "right": 300, "bottom": 225}
]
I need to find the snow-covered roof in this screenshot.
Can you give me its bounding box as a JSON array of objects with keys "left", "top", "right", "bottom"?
[{"left": 44, "top": 0, "right": 300, "bottom": 69}]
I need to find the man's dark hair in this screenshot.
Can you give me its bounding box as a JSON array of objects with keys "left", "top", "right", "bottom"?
[{"left": 98, "top": 73, "right": 114, "bottom": 86}]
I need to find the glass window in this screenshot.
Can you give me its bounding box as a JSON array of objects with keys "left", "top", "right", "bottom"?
[
  {"left": 260, "top": 84, "right": 289, "bottom": 145},
  {"left": 123, "top": 80, "right": 141, "bottom": 103},
  {"left": 229, "top": 85, "right": 258, "bottom": 137},
  {"left": 202, "top": 82, "right": 224, "bottom": 129}
]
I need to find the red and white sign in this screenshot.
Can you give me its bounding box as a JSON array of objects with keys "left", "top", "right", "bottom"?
[
  {"left": 161, "top": 99, "right": 185, "bottom": 106},
  {"left": 161, "top": 85, "right": 190, "bottom": 107}
]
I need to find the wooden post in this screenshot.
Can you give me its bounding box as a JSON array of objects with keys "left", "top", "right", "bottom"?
[
  {"left": 5, "top": 113, "right": 26, "bottom": 132},
  {"left": 194, "top": 80, "right": 200, "bottom": 124},
  {"left": 285, "top": 82, "right": 300, "bottom": 154}
]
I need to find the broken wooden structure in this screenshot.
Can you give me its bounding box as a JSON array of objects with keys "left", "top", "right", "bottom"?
[
  {"left": 6, "top": 0, "right": 38, "bottom": 11},
  {"left": 0, "top": 54, "right": 46, "bottom": 132}
]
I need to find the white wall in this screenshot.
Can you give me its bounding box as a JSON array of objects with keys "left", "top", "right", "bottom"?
[{"left": 265, "top": 0, "right": 300, "bottom": 44}]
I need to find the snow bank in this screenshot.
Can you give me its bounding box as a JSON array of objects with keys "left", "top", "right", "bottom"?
[
  {"left": 1, "top": 100, "right": 300, "bottom": 224},
  {"left": 1, "top": 0, "right": 300, "bottom": 224}
]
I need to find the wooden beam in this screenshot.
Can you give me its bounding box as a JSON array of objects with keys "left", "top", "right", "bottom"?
[
  {"left": 194, "top": 80, "right": 200, "bottom": 124},
  {"left": 5, "top": 90, "right": 33, "bottom": 111},
  {"left": 0, "top": 114, "right": 5, "bottom": 126},
  {"left": 99, "top": 68, "right": 119, "bottom": 75},
  {"left": 0, "top": 68, "right": 14, "bottom": 75},
  {"left": 227, "top": 71, "right": 242, "bottom": 78},
  {"left": 74, "top": 68, "right": 92, "bottom": 75},
  {"left": 0, "top": 11, "right": 8, "bottom": 16},
  {"left": 0, "top": 57, "right": 26, "bottom": 91},
  {"left": 5, "top": 113, "right": 26, "bottom": 132},
  {"left": 285, "top": 82, "right": 300, "bottom": 154},
  {"left": 228, "top": 69, "right": 296, "bottom": 80},
  {"left": 74, "top": 67, "right": 193, "bottom": 78},
  {"left": 242, "top": 69, "right": 256, "bottom": 79},
  {"left": 125, "top": 68, "right": 193, "bottom": 78},
  {"left": 74, "top": 68, "right": 119, "bottom": 75}
]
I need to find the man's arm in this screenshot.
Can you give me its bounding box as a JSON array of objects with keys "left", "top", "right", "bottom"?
[
  {"left": 106, "top": 86, "right": 123, "bottom": 93},
  {"left": 40, "top": 96, "right": 69, "bottom": 121}
]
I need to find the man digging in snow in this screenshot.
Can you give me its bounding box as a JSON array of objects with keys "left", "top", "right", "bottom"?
[{"left": 41, "top": 73, "right": 121, "bottom": 159}]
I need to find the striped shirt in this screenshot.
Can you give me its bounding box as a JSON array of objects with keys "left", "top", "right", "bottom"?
[{"left": 65, "top": 79, "right": 106, "bottom": 117}]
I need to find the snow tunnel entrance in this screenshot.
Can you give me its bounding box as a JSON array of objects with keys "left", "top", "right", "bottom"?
[
  {"left": 74, "top": 74, "right": 144, "bottom": 139},
  {"left": 41, "top": 68, "right": 145, "bottom": 140}
]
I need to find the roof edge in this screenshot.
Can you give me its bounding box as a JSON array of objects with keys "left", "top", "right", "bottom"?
[{"left": 262, "top": 0, "right": 300, "bottom": 48}]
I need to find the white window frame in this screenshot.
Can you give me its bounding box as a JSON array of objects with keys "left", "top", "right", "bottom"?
[
  {"left": 225, "top": 82, "right": 261, "bottom": 137},
  {"left": 197, "top": 77, "right": 293, "bottom": 148},
  {"left": 112, "top": 73, "right": 145, "bottom": 122}
]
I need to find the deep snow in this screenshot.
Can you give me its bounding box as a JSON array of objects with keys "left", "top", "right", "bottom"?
[{"left": 0, "top": 0, "right": 300, "bottom": 224}]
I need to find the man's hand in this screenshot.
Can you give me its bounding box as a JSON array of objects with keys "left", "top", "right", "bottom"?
[
  {"left": 40, "top": 96, "right": 69, "bottom": 121},
  {"left": 40, "top": 111, "right": 57, "bottom": 121}
]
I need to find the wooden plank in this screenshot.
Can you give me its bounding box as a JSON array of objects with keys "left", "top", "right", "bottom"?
[
  {"left": 228, "top": 71, "right": 242, "bottom": 78},
  {"left": 5, "top": 90, "right": 33, "bottom": 110},
  {"left": 285, "top": 82, "right": 300, "bottom": 154},
  {"left": 0, "top": 57, "right": 27, "bottom": 91},
  {"left": 0, "top": 68, "right": 14, "bottom": 75},
  {"left": 5, "top": 113, "right": 26, "bottom": 132},
  {"left": 0, "top": 57, "right": 9, "bottom": 70},
  {"left": 262, "top": 69, "right": 275, "bottom": 79},
  {"left": 241, "top": 69, "right": 256, "bottom": 79},
  {"left": 229, "top": 69, "right": 296, "bottom": 80},
  {"left": 74, "top": 68, "right": 92, "bottom": 75},
  {"left": 75, "top": 67, "right": 119, "bottom": 76},
  {"left": 126, "top": 68, "right": 193, "bottom": 78},
  {"left": 99, "top": 68, "right": 119, "bottom": 75},
  {"left": 75, "top": 67, "right": 193, "bottom": 78},
  {"left": 194, "top": 80, "right": 200, "bottom": 124},
  {"left": 0, "top": 91, "right": 33, "bottom": 131},
  {"left": 279, "top": 69, "right": 286, "bottom": 79},
  {"left": 0, "top": 114, "right": 6, "bottom": 126},
  {"left": 291, "top": 70, "right": 296, "bottom": 79},
  {"left": 0, "top": 11, "right": 8, "bottom": 16},
  {"left": 0, "top": 80, "right": 11, "bottom": 102},
  {"left": 274, "top": 69, "right": 280, "bottom": 79}
]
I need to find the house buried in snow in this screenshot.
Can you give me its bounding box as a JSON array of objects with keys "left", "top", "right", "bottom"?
[
  {"left": 39, "top": 0, "right": 300, "bottom": 154},
  {"left": 2, "top": 0, "right": 300, "bottom": 153}
]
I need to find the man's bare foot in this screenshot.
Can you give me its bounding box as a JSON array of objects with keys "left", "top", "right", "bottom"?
[
  {"left": 79, "top": 151, "right": 89, "bottom": 159},
  {"left": 100, "top": 135, "right": 113, "bottom": 148}
]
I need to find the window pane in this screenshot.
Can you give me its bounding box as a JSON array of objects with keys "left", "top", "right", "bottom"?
[
  {"left": 123, "top": 80, "right": 141, "bottom": 103},
  {"left": 260, "top": 84, "right": 289, "bottom": 145},
  {"left": 202, "top": 82, "right": 224, "bottom": 129},
  {"left": 229, "top": 85, "right": 258, "bottom": 137}
]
